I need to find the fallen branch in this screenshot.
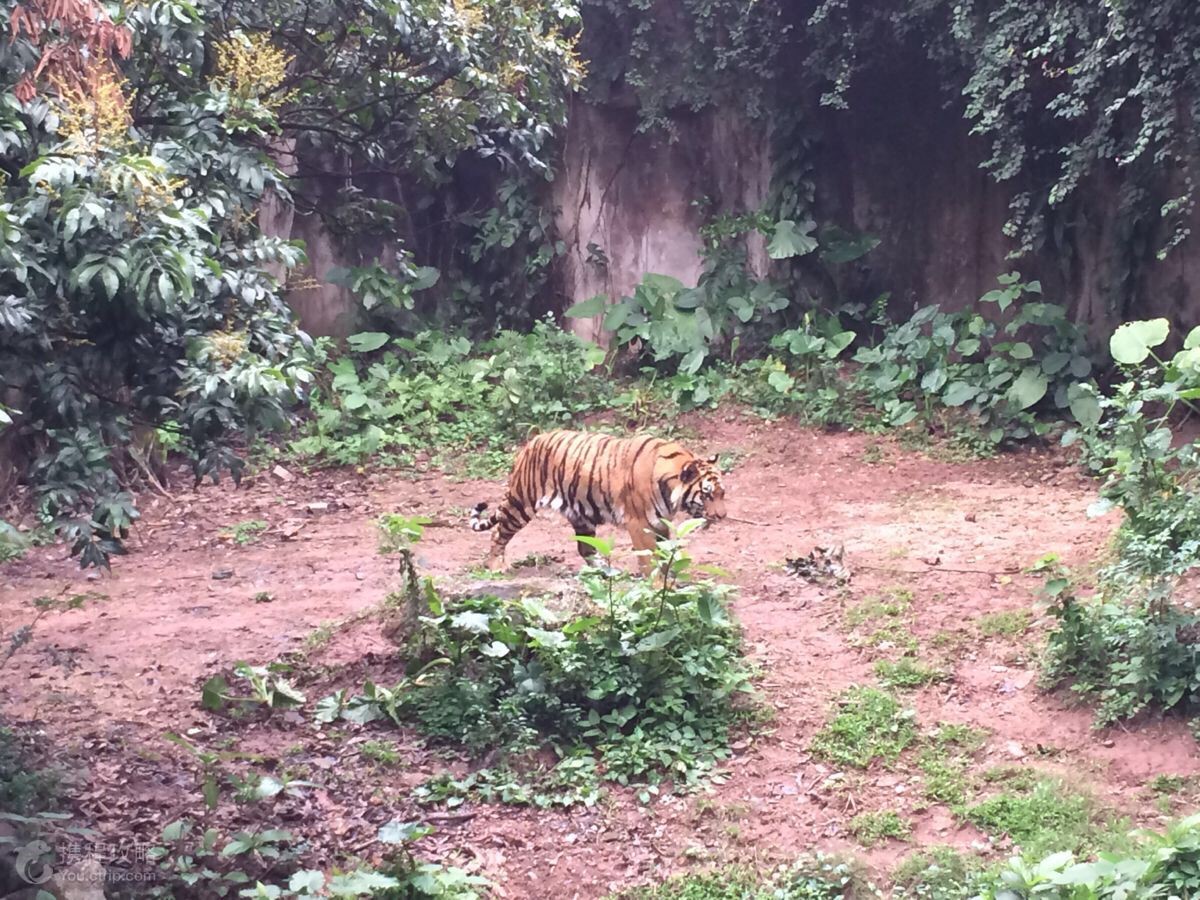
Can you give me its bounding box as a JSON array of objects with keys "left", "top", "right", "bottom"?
[{"left": 856, "top": 562, "right": 1021, "bottom": 577}]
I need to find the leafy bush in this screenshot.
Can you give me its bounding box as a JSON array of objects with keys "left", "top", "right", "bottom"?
[
  {"left": 1068, "top": 318, "right": 1200, "bottom": 581},
  {"left": 736, "top": 311, "right": 857, "bottom": 426},
  {"left": 322, "top": 524, "right": 754, "bottom": 804},
  {"left": 291, "top": 318, "right": 608, "bottom": 468},
  {"left": 848, "top": 273, "right": 1092, "bottom": 450},
  {"left": 291, "top": 316, "right": 609, "bottom": 468},
  {"left": 1042, "top": 575, "right": 1200, "bottom": 727},
  {"left": 142, "top": 817, "right": 485, "bottom": 899},
  {"left": 0, "top": 73, "right": 309, "bottom": 568},
  {"left": 612, "top": 854, "right": 868, "bottom": 900},
  {"left": 975, "top": 813, "right": 1200, "bottom": 900}
]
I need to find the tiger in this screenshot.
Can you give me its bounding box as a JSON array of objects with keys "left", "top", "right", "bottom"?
[{"left": 470, "top": 430, "right": 727, "bottom": 573}]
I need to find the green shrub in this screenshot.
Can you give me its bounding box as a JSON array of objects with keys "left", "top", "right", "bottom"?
[
  {"left": 320, "top": 525, "right": 754, "bottom": 804},
  {"left": 976, "top": 813, "right": 1200, "bottom": 899},
  {"left": 848, "top": 272, "right": 1092, "bottom": 450},
  {"left": 1042, "top": 578, "right": 1200, "bottom": 726},
  {"left": 292, "top": 318, "right": 608, "bottom": 468}
]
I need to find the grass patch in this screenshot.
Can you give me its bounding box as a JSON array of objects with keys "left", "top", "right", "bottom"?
[
  {"left": 962, "top": 777, "right": 1107, "bottom": 856},
  {"left": 917, "top": 749, "right": 968, "bottom": 807},
  {"left": 978, "top": 609, "right": 1033, "bottom": 638},
  {"left": 892, "top": 846, "right": 980, "bottom": 899},
  {"left": 810, "top": 686, "right": 917, "bottom": 769},
  {"left": 980, "top": 765, "right": 1040, "bottom": 792},
  {"left": 220, "top": 519, "right": 268, "bottom": 545},
  {"left": 844, "top": 588, "right": 914, "bottom": 628},
  {"left": 359, "top": 740, "right": 401, "bottom": 767},
  {"left": 848, "top": 810, "right": 911, "bottom": 847},
  {"left": 861, "top": 621, "right": 919, "bottom": 654},
  {"left": 1148, "top": 773, "right": 1189, "bottom": 796},
  {"left": 611, "top": 855, "right": 866, "bottom": 899},
  {"left": 874, "top": 657, "right": 947, "bottom": 689},
  {"left": 931, "top": 722, "right": 989, "bottom": 752},
  {"left": 0, "top": 725, "right": 59, "bottom": 814},
  {"left": 914, "top": 723, "right": 988, "bottom": 808}
]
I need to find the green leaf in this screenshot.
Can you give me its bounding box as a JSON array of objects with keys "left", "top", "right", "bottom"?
[
  {"left": 479, "top": 640, "right": 510, "bottom": 658},
  {"left": 942, "top": 382, "right": 980, "bottom": 407},
  {"left": 635, "top": 628, "right": 681, "bottom": 652},
  {"left": 818, "top": 226, "right": 880, "bottom": 264},
  {"left": 289, "top": 871, "right": 326, "bottom": 894},
  {"left": 1110, "top": 319, "right": 1170, "bottom": 365},
  {"left": 450, "top": 611, "right": 492, "bottom": 634},
  {"left": 1041, "top": 351, "right": 1071, "bottom": 375},
  {"left": 565, "top": 294, "right": 608, "bottom": 318},
  {"left": 767, "top": 219, "right": 818, "bottom": 259},
  {"left": 921, "top": 369, "right": 948, "bottom": 393},
  {"left": 347, "top": 331, "right": 389, "bottom": 353},
  {"left": 1185, "top": 326, "right": 1200, "bottom": 350},
  {"left": 99, "top": 266, "right": 119, "bottom": 299},
  {"left": 1067, "top": 384, "right": 1101, "bottom": 429},
  {"left": 410, "top": 266, "right": 440, "bottom": 291},
  {"left": 200, "top": 675, "right": 228, "bottom": 711},
  {"left": 679, "top": 348, "right": 706, "bottom": 375},
  {"left": 575, "top": 534, "right": 615, "bottom": 556},
  {"left": 1009, "top": 342, "right": 1033, "bottom": 360},
  {"left": 825, "top": 330, "right": 856, "bottom": 357},
  {"left": 766, "top": 369, "right": 794, "bottom": 393},
  {"left": 377, "top": 820, "right": 431, "bottom": 845},
  {"left": 1007, "top": 368, "right": 1049, "bottom": 410}
]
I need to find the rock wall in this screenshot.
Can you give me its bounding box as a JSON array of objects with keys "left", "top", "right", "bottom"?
[
  {"left": 552, "top": 97, "right": 772, "bottom": 345},
  {"left": 268, "top": 78, "right": 1200, "bottom": 344}
]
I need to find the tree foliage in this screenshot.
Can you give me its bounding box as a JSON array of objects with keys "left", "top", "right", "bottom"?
[
  {"left": 582, "top": 0, "right": 1200, "bottom": 308},
  {"left": 0, "top": 0, "right": 582, "bottom": 566}
]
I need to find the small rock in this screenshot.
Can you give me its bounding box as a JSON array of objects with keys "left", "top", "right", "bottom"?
[
  {"left": 305, "top": 502, "right": 330, "bottom": 513},
  {"left": 211, "top": 569, "right": 234, "bottom": 581},
  {"left": 1005, "top": 740, "right": 1026, "bottom": 759},
  {"left": 990, "top": 665, "right": 1009, "bottom": 673},
  {"left": 271, "top": 465, "right": 294, "bottom": 482},
  {"left": 964, "top": 512, "right": 977, "bottom": 523},
  {"left": 50, "top": 857, "right": 108, "bottom": 899}
]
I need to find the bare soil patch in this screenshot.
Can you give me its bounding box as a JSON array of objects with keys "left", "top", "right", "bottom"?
[{"left": 2, "top": 412, "right": 1196, "bottom": 897}]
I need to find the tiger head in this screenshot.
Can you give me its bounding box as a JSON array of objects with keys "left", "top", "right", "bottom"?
[{"left": 680, "top": 454, "right": 727, "bottom": 523}]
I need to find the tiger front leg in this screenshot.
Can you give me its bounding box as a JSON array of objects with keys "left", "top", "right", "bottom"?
[{"left": 626, "top": 517, "right": 667, "bottom": 577}]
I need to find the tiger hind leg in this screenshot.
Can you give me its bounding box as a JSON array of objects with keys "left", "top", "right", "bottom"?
[{"left": 475, "top": 497, "right": 531, "bottom": 571}]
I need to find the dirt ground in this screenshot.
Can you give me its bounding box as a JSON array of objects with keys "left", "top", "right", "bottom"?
[{"left": 2, "top": 412, "right": 1197, "bottom": 898}]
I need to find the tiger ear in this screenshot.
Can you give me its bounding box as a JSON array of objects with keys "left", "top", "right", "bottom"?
[
  {"left": 707, "top": 454, "right": 719, "bottom": 464},
  {"left": 681, "top": 460, "right": 700, "bottom": 482}
]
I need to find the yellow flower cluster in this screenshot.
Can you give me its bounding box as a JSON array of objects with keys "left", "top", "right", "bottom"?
[
  {"left": 206, "top": 330, "right": 250, "bottom": 365},
  {"left": 451, "top": 0, "right": 483, "bottom": 33},
  {"left": 52, "top": 62, "right": 131, "bottom": 153},
  {"left": 213, "top": 31, "right": 295, "bottom": 111},
  {"left": 554, "top": 27, "right": 588, "bottom": 81}
]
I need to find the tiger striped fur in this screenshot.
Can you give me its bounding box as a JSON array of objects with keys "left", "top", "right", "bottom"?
[{"left": 471, "top": 430, "right": 727, "bottom": 573}]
